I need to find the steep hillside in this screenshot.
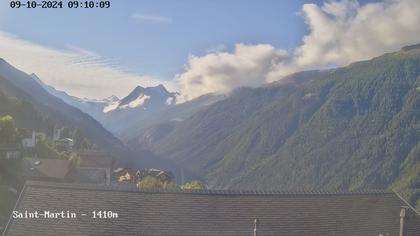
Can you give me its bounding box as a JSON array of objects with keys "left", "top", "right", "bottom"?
[
  {"left": 0, "top": 59, "right": 165, "bottom": 168},
  {"left": 131, "top": 46, "right": 420, "bottom": 208},
  {"left": 118, "top": 93, "right": 225, "bottom": 142},
  {"left": 0, "top": 89, "right": 55, "bottom": 133},
  {"left": 31, "top": 73, "right": 118, "bottom": 123},
  {"left": 101, "top": 86, "right": 224, "bottom": 141}
]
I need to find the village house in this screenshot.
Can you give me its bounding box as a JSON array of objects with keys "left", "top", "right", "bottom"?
[
  {"left": 78, "top": 151, "right": 114, "bottom": 185},
  {"left": 52, "top": 126, "right": 62, "bottom": 141},
  {"left": 54, "top": 138, "right": 74, "bottom": 151},
  {"left": 0, "top": 144, "right": 22, "bottom": 160},
  {"left": 2, "top": 181, "right": 420, "bottom": 236},
  {"left": 20, "top": 130, "right": 46, "bottom": 149},
  {"left": 113, "top": 168, "right": 135, "bottom": 183},
  {"left": 67, "top": 168, "right": 108, "bottom": 185},
  {"left": 114, "top": 168, "right": 174, "bottom": 184},
  {"left": 21, "top": 157, "right": 108, "bottom": 185},
  {"left": 137, "top": 168, "right": 174, "bottom": 183},
  {"left": 21, "top": 158, "right": 73, "bottom": 182}
]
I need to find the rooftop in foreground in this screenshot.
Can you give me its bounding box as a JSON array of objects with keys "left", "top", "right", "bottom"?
[{"left": 3, "top": 181, "right": 420, "bottom": 236}]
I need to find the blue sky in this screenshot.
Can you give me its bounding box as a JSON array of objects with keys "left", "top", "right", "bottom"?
[
  {"left": 0, "top": 0, "right": 320, "bottom": 78},
  {"left": 0, "top": 0, "right": 418, "bottom": 100}
]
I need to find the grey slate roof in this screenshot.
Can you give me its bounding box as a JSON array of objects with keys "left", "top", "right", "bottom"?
[
  {"left": 66, "top": 168, "right": 107, "bottom": 185},
  {"left": 3, "top": 181, "right": 420, "bottom": 236},
  {"left": 21, "top": 158, "right": 72, "bottom": 180},
  {"left": 79, "top": 151, "right": 113, "bottom": 169}
]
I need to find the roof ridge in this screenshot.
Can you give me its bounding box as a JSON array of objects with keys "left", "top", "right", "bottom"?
[
  {"left": 24, "top": 181, "right": 393, "bottom": 196},
  {"left": 2, "top": 182, "right": 27, "bottom": 236},
  {"left": 393, "top": 190, "right": 420, "bottom": 217}
]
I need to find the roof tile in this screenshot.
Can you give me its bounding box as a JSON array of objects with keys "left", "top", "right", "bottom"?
[{"left": 3, "top": 181, "right": 420, "bottom": 236}]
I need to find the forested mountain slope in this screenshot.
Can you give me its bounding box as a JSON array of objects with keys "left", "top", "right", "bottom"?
[
  {"left": 0, "top": 59, "right": 164, "bottom": 168},
  {"left": 131, "top": 46, "right": 420, "bottom": 208}
]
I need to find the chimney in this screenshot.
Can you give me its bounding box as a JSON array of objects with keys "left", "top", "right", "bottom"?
[
  {"left": 399, "top": 206, "right": 408, "bottom": 236},
  {"left": 253, "top": 219, "right": 258, "bottom": 236}
]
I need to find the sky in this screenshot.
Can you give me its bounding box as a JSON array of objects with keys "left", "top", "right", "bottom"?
[{"left": 0, "top": 0, "right": 419, "bottom": 101}]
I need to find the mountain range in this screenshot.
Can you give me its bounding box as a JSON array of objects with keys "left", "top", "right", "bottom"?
[
  {"left": 30, "top": 73, "right": 119, "bottom": 122},
  {"left": 33, "top": 76, "right": 223, "bottom": 141},
  {"left": 128, "top": 45, "right": 420, "bottom": 209},
  {"left": 0, "top": 59, "right": 176, "bottom": 169},
  {"left": 1, "top": 44, "right": 419, "bottom": 210}
]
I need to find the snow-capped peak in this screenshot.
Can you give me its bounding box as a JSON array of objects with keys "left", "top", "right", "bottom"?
[
  {"left": 103, "top": 101, "right": 120, "bottom": 113},
  {"left": 120, "top": 94, "right": 150, "bottom": 109},
  {"left": 106, "top": 95, "right": 119, "bottom": 101},
  {"left": 102, "top": 84, "right": 176, "bottom": 113},
  {"left": 166, "top": 97, "right": 175, "bottom": 105}
]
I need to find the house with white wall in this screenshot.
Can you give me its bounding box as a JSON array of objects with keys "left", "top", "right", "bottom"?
[{"left": 21, "top": 130, "right": 46, "bottom": 149}]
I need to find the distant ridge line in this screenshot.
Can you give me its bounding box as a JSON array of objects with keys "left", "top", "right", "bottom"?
[{"left": 401, "top": 43, "right": 420, "bottom": 51}]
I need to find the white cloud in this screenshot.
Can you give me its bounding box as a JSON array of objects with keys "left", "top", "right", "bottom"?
[
  {"left": 0, "top": 31, "right": 167, "bottom": 99},
  {"left": 175, "top": 44, "right": 288, "bottom": 102},
  {"left": 65, "top": 44, "right": 99, "bottom": 57},
  {"left": 206, "top": 44, "right": 227, "bottom": 54},
  {"left": 131, "top": 13, "right": 172, "bottom": 23},
  {"left": 176, "top": 0, "right": 420, "bottom": 101},
  {"left": 293, "top": 0, "right": 420, "bottom": 68},
  {"left": 2, "top": 0, "right": 420, "bottom": 102}
]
